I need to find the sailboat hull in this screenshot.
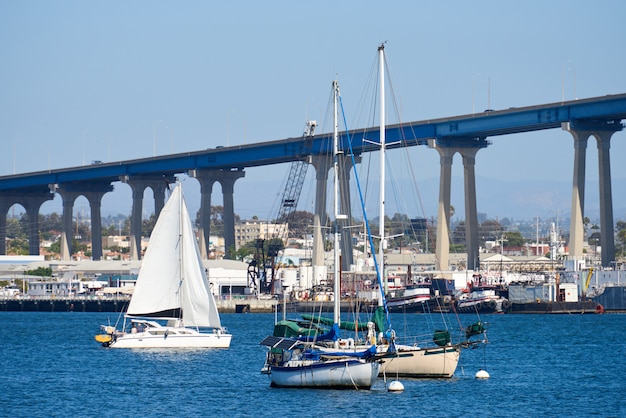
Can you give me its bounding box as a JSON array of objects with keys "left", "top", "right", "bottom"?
[
  {"left": 108, "top": 327, "right": 232, "bottom": 349},
  {"left": 269, "top": 359, "right": 380, "bottom": 389},
  {"left": 379, "top": 345, "right": 460, "bottom": 378}
]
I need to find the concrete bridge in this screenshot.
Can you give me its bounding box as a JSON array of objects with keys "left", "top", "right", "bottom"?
[{"left": 1, "top": 93, "right": 625, "bottom": 268}]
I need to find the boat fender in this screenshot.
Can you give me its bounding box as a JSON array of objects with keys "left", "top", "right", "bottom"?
[
  {"left": 595, "top": 304, "right": 605, "bottom": 314},
  {"left": 488, "top": 300, "right": 497, "bottom": 310},
  {"left": 476, "top": 301, "right": 483, "bottom": 310},
  {"left": 502, "top": 300, "right": 511, "bottom": 310},
  {"left": 346, "top": 338, "right": 354, "bottom": 349}
]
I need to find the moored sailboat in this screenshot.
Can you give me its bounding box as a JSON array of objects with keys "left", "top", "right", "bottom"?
[
  {"left": 342, "top": 44, "right": 486, "bottom": 378},
  {"left": 259, "top": 80, "right": 381, "bottom": 389},
  {"left": 95, "top": 183, "right": 232, "bottom": 349}
]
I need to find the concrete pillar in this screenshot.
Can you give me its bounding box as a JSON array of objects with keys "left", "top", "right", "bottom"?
[
  {"left": 435, "top": 147, "right": 455, "bottom": 271},
  {"left": 191, "top": 169, "right": 216, "bottom": 259},
  {"left": 460, "top": 148, "right": 480, "bottom": 270},
  {"left": 0, "top": 191, "right": 53, "bottom": 255},
  {"left": 562, "top": 125, "right": 590, "bottom": 260},
  {"left": 83, "top": 191, "right": 108, "bottom": 260},
  {"left": 153, "top": 185, "right": 166, "bottom": 218},
  {"left": 128, "top": 184, "right": 144, "bottom": 260},
  {"left": 215, "top": 170, "right": 245, "bottom": 259},
  {"left": 311, "top": 155, "right": 332, "bottom": 283},
  {"left": 595, "top": 131, "right": 616, "bottom": 266},
  {"left": 23, "top": 200, "right": 43, "bottom": 256},
  {"left": 60, "top": 191, "right": 79, "bottom": 261},
  {"left": 0, "top": 204, "right": 7, "bottom": 255},
  {"left": 124, "top": 176, "right": 174, "bottom": 260},
  {"left": 338, "top": 155, "right": 359, "bottom": 272},
  {"left": 563, "top": 121, "right": 621, "bottom": 267}
]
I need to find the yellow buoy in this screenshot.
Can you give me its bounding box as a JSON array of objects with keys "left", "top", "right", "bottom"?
[{"left": 95, "top": 334, "right": 112, "bottom": 343}]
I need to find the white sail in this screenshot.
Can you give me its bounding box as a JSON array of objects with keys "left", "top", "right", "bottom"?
[
  {"left": 179, "top": 194, "right": 222, "bottom": 328},
  {"left": 127, "top": 184, "right": 221, "bottom": 329}
]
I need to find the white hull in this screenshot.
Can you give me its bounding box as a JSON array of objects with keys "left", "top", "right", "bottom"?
[
  {"left": 109, "top": 327, "right": 231, "bottom": 349},
  {"left": 457, "top": 296, "right": 507, "bottom": 313},
  {"left": 379, "top": 344, "right": 460, "bottom": 378},
  {"left": 269, "top": 359, "right": 380, "bottom": 389}
]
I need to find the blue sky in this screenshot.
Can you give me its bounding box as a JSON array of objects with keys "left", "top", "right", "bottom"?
[{"left": 1, "top": 1, "right": 626, "bottom": 223}]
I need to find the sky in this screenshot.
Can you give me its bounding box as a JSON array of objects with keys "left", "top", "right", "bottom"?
[{"left": 1, "top": 1, "right": 626, "bottom": 225}]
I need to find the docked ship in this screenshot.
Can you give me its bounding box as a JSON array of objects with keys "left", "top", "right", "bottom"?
[
  {"left": 508, "top": 271, "right": 599, "bottom": 314},
  {"left": 586, "top": 265, "right": 626, "bottom": 312}
]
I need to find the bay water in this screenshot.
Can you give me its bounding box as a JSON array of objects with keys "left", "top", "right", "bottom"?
[{"left": 0, "top": 311, "right": 623, "bottom": 417}]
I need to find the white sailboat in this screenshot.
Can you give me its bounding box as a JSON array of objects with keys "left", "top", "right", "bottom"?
[
  {"left": 95, "top": 183, "right": 232, "bottom": 349},
  {"left": 260, "top": 80, "right": 381, "bottom": 389},
  {"left": 372, "top": 43, "right": 462, "bottom": 378}
]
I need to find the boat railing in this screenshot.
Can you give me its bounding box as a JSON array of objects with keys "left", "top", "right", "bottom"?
[{"left": 394, "top": 331, "right": 459, "bottom": 348}]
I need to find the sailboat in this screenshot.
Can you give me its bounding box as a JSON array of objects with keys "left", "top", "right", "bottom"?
[
  {"left": 259, "top": 80, "right": 381, "bottom": 389},
  {"left": 304, "top": 44, "right": 485, "bottom": 378},
  {"left": 95, "top": 183, "right": 232, "bottom": 349},
  {"left": 366, "top": 43, "right": 458, "bottom": 377}
]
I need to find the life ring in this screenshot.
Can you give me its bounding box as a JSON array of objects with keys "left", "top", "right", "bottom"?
[{"left": 595, "top": 304, "right": 605, "bottom": 314}]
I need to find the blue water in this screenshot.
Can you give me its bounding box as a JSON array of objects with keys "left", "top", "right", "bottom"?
[{"left": 0, "top": 311, "right": 624, "bottom": 417}]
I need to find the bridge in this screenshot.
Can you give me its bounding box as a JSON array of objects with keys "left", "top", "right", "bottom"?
[{"left": 1, "top": 93, "right": 625, "bottom": 269}]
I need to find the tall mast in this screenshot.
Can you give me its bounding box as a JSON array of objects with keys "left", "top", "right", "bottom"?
[
  {"left": 332, "top": 80, "right": 344, "bottom": 326},
  {"left": 378, "top": 43, "right": 387, "bottom": 300}
]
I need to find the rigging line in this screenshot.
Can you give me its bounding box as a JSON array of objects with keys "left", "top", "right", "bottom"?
[
  {"left": 338, "top": 94, "right": 393, "bottom": 336},
  {"left": 344, "top": 361, "right": 360, "bottom": 391}
]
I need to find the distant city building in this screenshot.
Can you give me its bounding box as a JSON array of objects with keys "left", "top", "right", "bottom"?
[
  {"left": 234, "top": 220, "right": 288, "bottom": 250},
  {"left": 102, "top": 235, "right": 130, "bottom": 249}
]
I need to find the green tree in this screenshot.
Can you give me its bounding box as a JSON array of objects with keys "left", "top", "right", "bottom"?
[
  {"left": 505, "top": 231, "right": 525, "bottom": 247},
  {"left": 616, "top": 221, "right": 626, "bottom": 257},
  {"left": 479, "top": 219, "right": 503, "bottom": 246},
  {"left": 26, "top": 266, "right": 52, "bottom": 277}
]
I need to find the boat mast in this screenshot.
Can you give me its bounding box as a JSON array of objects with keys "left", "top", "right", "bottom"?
[
  {"left": 177, "top": 184, "right": 185, "bottom": 322},
  {"left": 332, "top": 79, "right": 345, "bottom": 326},
  {"left": 378, "top": 43, "right": 387, "bottom": 303}
]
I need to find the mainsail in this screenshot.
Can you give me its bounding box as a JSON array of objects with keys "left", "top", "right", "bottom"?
[{"left": 127, "top": 184, "right": 222, "bottom": 329}]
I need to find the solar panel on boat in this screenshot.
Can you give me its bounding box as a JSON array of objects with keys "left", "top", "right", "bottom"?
[{"left": 258, "top": 336, "right": 300, "bottom": 350}]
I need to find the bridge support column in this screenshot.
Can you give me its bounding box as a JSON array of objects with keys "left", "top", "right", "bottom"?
[
  {"left": 435, "top": 148, "right": 454, "bottom": 271},
  {"left": 214, "top": 170, "right": 245, "bottom": 259},
  {"left": 23, "top": 197, "right": 48, "bottom": 256},
  {"left": 0, "top": 190, "right": 54, "bottom": 256},
  {"left": 59, "top": 191, "right": 80, "bottom": 261},
  {"left": 596, "top": 131, "right": 616, "bottom": 266},
  {"left": 56, "top": 182, "right": 113, "bottom": 261},
  {"left": 564, "top": 128, "right": 587, "bottom": 261},
  {"left": 0, "top": 203, "right": 7, "bottom": 255},
  {"left": 338, "top": 155, "right": 360, "bottom": 272},
  {"left": 191, "top": 169, "right": 216, "bottom": 259},
  {"left": 311, "top": 155, "right": 332, "bottom": 284},
  {"left": 460, "top": 148, "right": 480, "bottom": 271},
  {"left": 124, "top": 176, "right": 174, "bottom": 260},
  {"left": 563, "top": 121, "right": 622, "bottom": 266},
  {"left": 82, "top": 191, "right": 109, "bottom": 260}
]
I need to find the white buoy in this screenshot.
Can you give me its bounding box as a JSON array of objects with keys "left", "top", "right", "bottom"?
[
  {"left": 475, "top": 369, "right": 490, "bottom": 379},
  {"left": 387, "top": 380, "right": 405, "bottom": 392}
]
